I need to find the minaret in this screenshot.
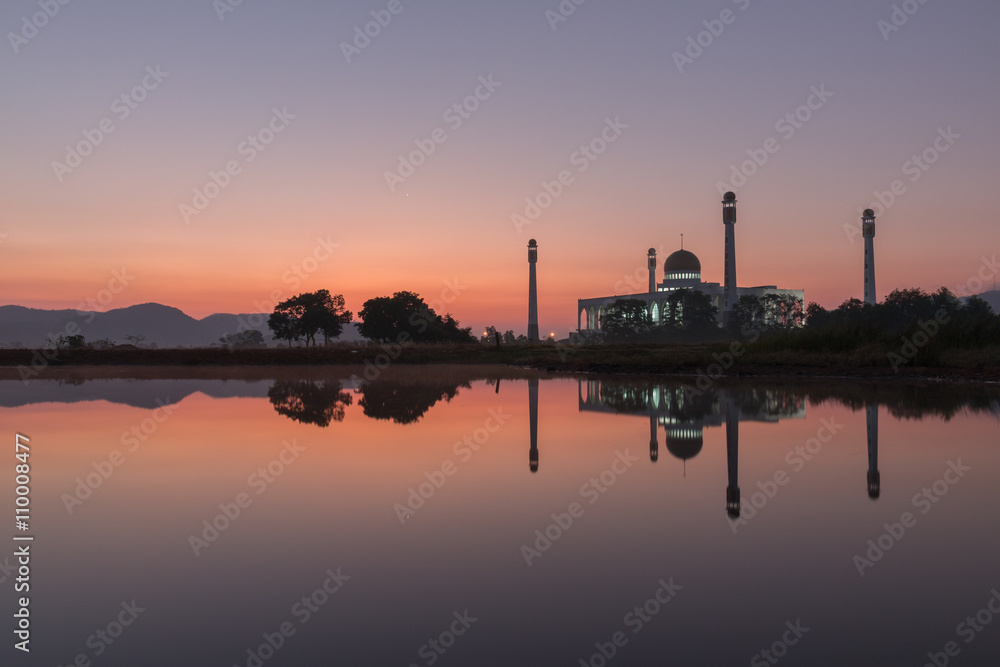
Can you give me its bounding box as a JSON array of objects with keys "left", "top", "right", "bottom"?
[
  {"left": 862, "top": 209, "right": 877, "bottom": 305},
  {"left": 647, "top": 248, "right": 657, "bottom": 294},
  {"left": 725, "top": 394, "right": 740, "bottom": 518},
  {"left": 527, "top": 239, "right": 539, "bottom": 341},
  {"left": 722, "top": 192, "right": 738, "bottom": 324},
  {"left": 866, "top": 403, "right": 880, "bottom": 499},
  {"left": 529, "top": 377, "right": 539, "bottom": 473}
]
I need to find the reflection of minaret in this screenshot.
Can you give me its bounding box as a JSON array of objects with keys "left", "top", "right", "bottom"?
[
  {"left": 866, "top": 403, "right": 880, "bottom": 499},
  {"left": 647, "top": 248, "right": 657, "bottom": 294},
  {"left": 726, "top": 396, "right": 740, "bottom": 517},
  {"left": 862, "top": 209, "right": 877, "bottom": 305},
  {"left": 527, "top": 239, "right": 539, "bottom": 341},
  {"left": 529, "top": 378, "right": 539, "bottom": 473},
  {"left": 722, "top": 192, "right": 738, "bottom": 324},
  {"left": 649, "top": 414, "right": 658, "bottom": 462}
]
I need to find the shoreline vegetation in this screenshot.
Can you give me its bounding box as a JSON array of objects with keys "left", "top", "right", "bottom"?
[{"left": 1, "top": 340, "right": 997, "bottom": 384}]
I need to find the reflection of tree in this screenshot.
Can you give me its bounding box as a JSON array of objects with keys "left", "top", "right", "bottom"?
[
  {"left": 359, "top": 379, "right": 469, "bottom": 425},
  {"left": 268, "top": 380, "right": 353, "bottom": 427}
]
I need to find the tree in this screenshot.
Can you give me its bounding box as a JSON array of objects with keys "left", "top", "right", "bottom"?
[
  {"left": 480, "top": 325, "right": 499, "bottom": 344},
  {"left": 602, "top": 299, "right": 652, "bottom": 341},
  {"left": 502, "top": 330, "right": 516, "bottom": 344},
  {"left": 358, "top": 291, "right": 475, "bottom": 343},
  {"left": 268, "top": 290, "right": 352, "bottom": 347},
  {"left": 220, "top": 330, "right": 265, "bottom": 349},
  {"left": 124, "top": 334, "right": 146, "bottom": 347},
  {"left": 663, "top": 289, "right": 719, "bottom": 332}
]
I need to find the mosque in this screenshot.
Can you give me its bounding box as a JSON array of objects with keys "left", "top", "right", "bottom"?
[{"left": 573, "top": 193, "right": 804, "bottom": 333}]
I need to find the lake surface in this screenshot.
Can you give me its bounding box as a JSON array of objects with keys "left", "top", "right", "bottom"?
[{"left": 2, "top": 366, "right": 999, "bottom": 666}]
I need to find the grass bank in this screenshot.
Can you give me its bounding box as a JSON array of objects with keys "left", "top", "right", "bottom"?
[{"left": 1, "top": 340, "right": 998, "bottom": 382}]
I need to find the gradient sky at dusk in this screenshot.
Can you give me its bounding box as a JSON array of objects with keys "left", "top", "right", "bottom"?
[{"left": 2, "top": 0, "right": 998, "bottom": 334}]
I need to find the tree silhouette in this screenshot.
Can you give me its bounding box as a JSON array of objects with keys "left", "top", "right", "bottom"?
[
  {"left": 358, "top": 291, "right": 474, "bottom": 343},
  {"left": 268, "top": 290, "right": 352, "bottom": 347}
]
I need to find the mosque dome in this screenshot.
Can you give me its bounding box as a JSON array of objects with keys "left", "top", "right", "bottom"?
[{"left": 663, "top": 249, "right": 701, "bottom": 277}]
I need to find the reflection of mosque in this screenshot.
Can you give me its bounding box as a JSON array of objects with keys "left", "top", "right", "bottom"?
[
  {"left": 577, "top": 379, "right": 807, "bottom": 518},
  {"left": 867, "top": 403, "right": 880, "bottom": 499}
]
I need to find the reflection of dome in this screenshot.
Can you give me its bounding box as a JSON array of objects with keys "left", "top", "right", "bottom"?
[
  {"left": 664, "top": 249, "right": 701, "bottom": 277},
  {"left": 666, "top": 426, "right": 703, "bottom": 460}
]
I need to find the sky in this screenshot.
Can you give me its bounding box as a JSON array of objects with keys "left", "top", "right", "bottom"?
[{"left": 1, "top": 0, "right": 998, "bottom": 335}]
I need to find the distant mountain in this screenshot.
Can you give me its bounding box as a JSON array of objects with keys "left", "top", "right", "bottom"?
[
  {"left": 0, "top": 303, "right": 367, "bottom": 348},
  {"left": 971, "top": 289, "right": 1000, "bottom": 314}
]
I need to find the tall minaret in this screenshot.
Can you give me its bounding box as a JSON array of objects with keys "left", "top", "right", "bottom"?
[
  {"left": 722, "top": 192, "right": 738, "bottom": 324},
  {"left": 866, "top": 403, "right": 880, "bottom": 499},
  {"left": 529, "top": 377, "right": 539, "bottom": 473},
  {"left": 527, "top": 239, "right": 539, "bottom": 341},
  {"left": 647, "top": 248, "right": 657, "bottom": 294},
  {"left": 862, "top": 209, "right": 877, "bottom": 305}
]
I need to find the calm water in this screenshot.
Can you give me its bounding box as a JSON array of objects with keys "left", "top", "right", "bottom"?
[{"left": 2, "top": 366, "right": 999, "bottom": 666}]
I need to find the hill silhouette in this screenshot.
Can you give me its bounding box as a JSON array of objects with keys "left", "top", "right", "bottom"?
[{"left": 0, "top": 303, "right": 366, "bottom": 348}]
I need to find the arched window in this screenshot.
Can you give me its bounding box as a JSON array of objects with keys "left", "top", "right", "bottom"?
[{"left": 651, "top": 302, "right": 660, "bottom": 324}]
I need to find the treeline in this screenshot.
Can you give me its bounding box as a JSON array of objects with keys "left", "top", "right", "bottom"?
[
  {"left": 764, "top": 288, "right": 1000, "bottom": 366},
  {"left": 597, "top": 291, "right": 802, "bottom": 343},
  {"left": 264, "top": 289, "right": 475, "bottom": 347}
]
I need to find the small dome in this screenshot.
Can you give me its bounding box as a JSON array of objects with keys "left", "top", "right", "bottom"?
[
  {"left": 723, "top": 192, "right": 736, "bottom": 201},
  {"left": 648, "top": 247, "right": 656, "bottom": 255},
  {"left": 863, "top": 209, "right": 875, "bottom": 218},
  {"left": 528, "top": 239, "right": 537, "bottom": 247},
  {"left": 664, "top": 249, "right": 701, "bottom": 275}
]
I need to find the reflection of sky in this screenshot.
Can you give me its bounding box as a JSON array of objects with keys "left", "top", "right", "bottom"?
[{"left": 3, "top": 375, "right": 999, "bottom": 665}]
